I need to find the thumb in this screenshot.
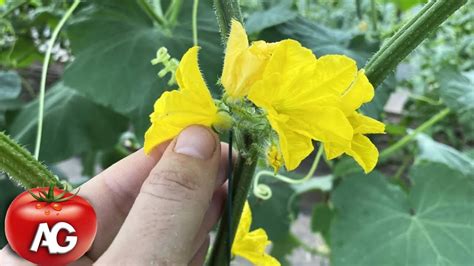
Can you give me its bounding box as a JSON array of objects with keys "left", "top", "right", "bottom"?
[{"left": 98, "top": 126, "right": 221, "bottom": 265}]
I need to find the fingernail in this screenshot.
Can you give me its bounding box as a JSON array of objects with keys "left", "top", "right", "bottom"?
[{"left": 174, "top": 126, "right": 216, "bottom": 159}]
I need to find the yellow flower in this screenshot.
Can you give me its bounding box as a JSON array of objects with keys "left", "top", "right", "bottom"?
[
  {"left": 221, "top": 20, "right": 277, "bottom": 99},
  {"left": 248, "top": 40, "right": 354, "bottom": 171},
  {"left": 267, "top": 145, "right": 283, "bottom": 174},
  {"left": 322, "top": 66, "right": 385, "bottom": 172},
  {"left": 232, "top": 202, "right": 280, "bottom": 266},
  {"left": 144, "top": 46, "right": 231, "bottom": 153}
]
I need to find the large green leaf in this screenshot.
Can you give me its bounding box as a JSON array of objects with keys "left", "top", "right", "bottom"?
[
  {"left": 8, "top": 83, "right": 128, "bottom": 163},
  {"left": 331, "top": 163, "right": 474, "bottom": 266},
  {"left": 0, "top": 176, "right": 22, "bottom": 247},
  {"left": 63, "top": 0, "right": 223, "bottom": 137},
  {"left": 311, "top": 202, "right": 333, "bottom": 243},
  {"left": 437, "top": 66, "right": 474, "bottom": 117},
  {"left": 245, "top": 1, "right": 297, "bottom": 34},
  {"left": 0, "top": 70, "right": 21, "bottom": 100},
  {"left": 416, "top": 133, "right": 474, "bottom": 175},
  {"left": 0, "top": 71, "right": 23, "bottom": 129}
]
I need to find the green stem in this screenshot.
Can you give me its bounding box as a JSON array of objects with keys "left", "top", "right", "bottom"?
[
  {"left": 0, "top": 132, "right": 60, "bottom": 189},
  {"left": 393, "top": 154, "right": 412, "bottom": 181},
  {"left": 138, "top": 0, "right": 167, "bottom": 26},
  {"left": 208, "top": 134, "right": 258, "bottom": 265},
  {"left": 380, "top": 107, "right": 450, "bottom": 160},
  {"left": 213, "top": 0, "right": 243, "bottom": 43},
  {"left": 165, "top": 0, "right": 183, "bottom": 26},
  {"left": 192, "top": 0, "right": 199, "bottom": 46},
  {"left": 364, "top": 0, "right": 467, "bottom": 87},
  {"left": 209, "top": 2, "right": 246, "bottom": 265},
  {"left": 370, "top": 0, "right": 378, "bottom": 31},
  {"left": 34, "top": 0, "right": 80, "bottom": 160},
  {"left": 355, "top": 0, "right": 362, "bottom": 20}
]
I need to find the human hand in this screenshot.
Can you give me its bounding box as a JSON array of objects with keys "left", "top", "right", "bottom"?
[{"left": 0, "top": 126, "right": 230, "bottom": 265}]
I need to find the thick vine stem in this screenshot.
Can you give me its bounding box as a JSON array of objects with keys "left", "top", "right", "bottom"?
[
  {"left": 208, "top": 133, "right": 258, "bottom": 265},
  {"left": 364, "top": 0, "right": 468, "bottom": 87},
  {"left": 213, "top": 0, "right": 243, "bottom": 43},
  {"left": 0, "top": 132, "right": 61, "bottom": 189}
]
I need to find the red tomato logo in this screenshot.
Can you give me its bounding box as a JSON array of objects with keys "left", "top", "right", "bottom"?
[{"left": 5, "top": 187, "right": 97, "bottom": 265}]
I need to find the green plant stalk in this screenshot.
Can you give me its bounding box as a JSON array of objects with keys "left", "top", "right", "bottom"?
[
  {"left": 138, "top": 0, "right": 167, "bottom": 26},
  {"left": 0, "top": 132, "right": 60, "bottom": 188},
  {"left": 192, "top": 0, "right": 199, "bottom": 46},
  {"left": 35, "top": 0, "right": 81, "bottom": 160},
  {"left": 355, "top": 0, "right": 362, "bottom": 20},
  {"left": 370, "top": 0, "right": 378, "bottom": 31},
  {"left": 364, "top": 0, "right": 467, "bottom": 87},
  {"left": 213, "top": 0, "right": 243, "bottom": 43},
  {"left": 165, "top": 0, "right": 183, "bottom": 26},
  {"left": 209, "top": 1, "right": 246, "bottom": 265},
  {"left": 208, "top": 145, "right": 258, "bottom": 265},
  {"left": 379, "top": 107, "right": 450, "bottom": 160}
]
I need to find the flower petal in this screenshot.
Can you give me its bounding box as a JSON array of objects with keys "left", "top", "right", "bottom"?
[
  {"left": 234, "top": 201, "right": 252, "bottom": 242},
  {"left": 348, "top": 112, "right": 385, "bottom": 134},
  {"left": 232, "top": 228, "right": 280, "bottom": 266},
  {"left": 221, "top": 20, "right": 249, "bottom": 97},
  {"left": 313, "top": 55, "right": 357, "bottom": 96},
  {"left": 323, "top": 142, "right": 346, "bottom": 160},
  {"left": 263, "top": 39, "right": 315, "bottom": 78},
  {"left": 289, "top": 105, "right": 353, "bottom": 147},
  {"left": 269, "top": 118, "right": 314, "bottom": 171},
  {"left": 346, "top": 134, "right": 379, "bottom": 173},
  {"left": 221, "top": 20, "right": 277, "bottom": 98},
  {"left": 175, "top": 47, "right": 211, "bottom": 101},
  {"left": 232, "top": 202, "right": 280, "bottom": 266},
  {"left": 341, "top": 70, "right": 374, "bottom": 114},
  {"left": 144, "top": 89, "right": 217, "bottom": 153}
]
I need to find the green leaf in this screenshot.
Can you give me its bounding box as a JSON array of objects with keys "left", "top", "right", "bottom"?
[
  {"left": 0, "top": 71, "right": 23, "bottom": 129},
  {"left": 436, "top": 66, "right": 474, "bottom": 139},
  {"left": 415, "top": 133, "right": 474, "bottom": 175},
  {"left": 245, "top": 3, "right": 297, "bottom": 34},
  {"left": 333, "top": 157, "right": 362, "bottom": 178},
  {"left": 386, "top": 0, "right": 426, "bottom": 11},
  {"left": 270, "top": 233, "right": 300, "bottom": 266},
  {"left": 311, "top": 202, "right": 333, "bottom": 243},
  {"left": 331, "top": 163, "right": 474, "bottom": 266},
  {"left": 8, "top": 83, "right": 128, "bottom": 163},
  {"left": 291, "top": 175, "right": 333, "bottom": 194},
  {"left": 437, "top": 66, "right": 474, "bottom": 117},
  {"left": 63, "top": 0, "right": 223, "bottom": 136},
  {"left": 0, "top": 176, "right": 22, "bottom": 247},
  {"left": 0, "top": 37, "right": 44, "bottom": 68},
  {"left": 0, "top": 70, "right": 21, "bottom": 100}
]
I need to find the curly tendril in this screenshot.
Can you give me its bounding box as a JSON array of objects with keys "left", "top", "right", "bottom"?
[{"left": 253, "top": 145, "right": 324, "bottom": 200}]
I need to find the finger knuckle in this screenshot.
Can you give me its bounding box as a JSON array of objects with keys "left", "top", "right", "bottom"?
[{"left": 143, "top": 168, "right": 200, "bottom": 200}]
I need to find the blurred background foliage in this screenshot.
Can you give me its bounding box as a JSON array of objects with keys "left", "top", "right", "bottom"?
[{"left": 0, "top": 0, "right": 473, "bottom": 265}]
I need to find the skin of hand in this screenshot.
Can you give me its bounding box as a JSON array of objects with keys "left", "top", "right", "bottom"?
[{"left": 0, "top": 126, "right": 232, "bottom": 265}]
